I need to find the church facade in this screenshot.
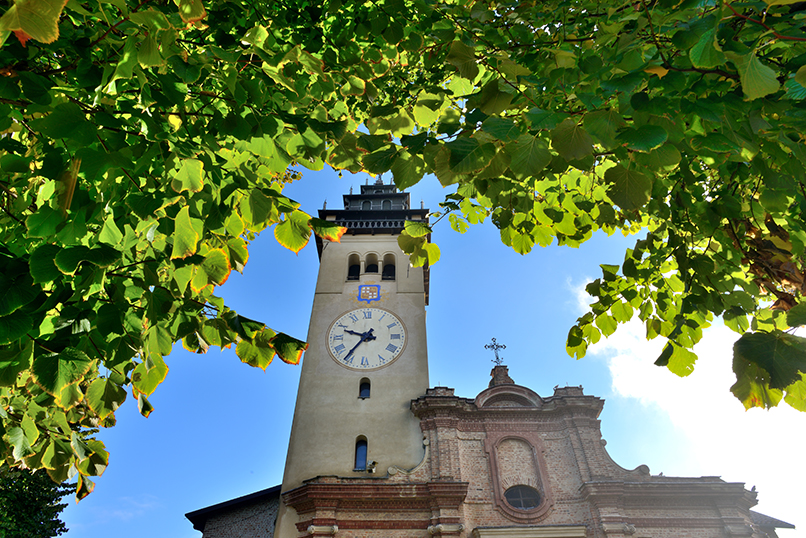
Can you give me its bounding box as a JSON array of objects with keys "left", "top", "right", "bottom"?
[{"left": 186, "top": 184, "right": 793, "bottom": 538}]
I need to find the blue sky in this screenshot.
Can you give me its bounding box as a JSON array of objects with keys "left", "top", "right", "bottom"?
[{"left": 61, "top": 168, "right": 804, "bottom": 537}]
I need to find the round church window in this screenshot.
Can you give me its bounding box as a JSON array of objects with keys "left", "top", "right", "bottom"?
[{"left": 504, "top": 485, "right": 541, "bottom": 510}]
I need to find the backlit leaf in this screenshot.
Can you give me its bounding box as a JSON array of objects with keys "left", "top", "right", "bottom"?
[
  {"left": 505, "top": 134, "right": 551, "bottom": 179},
  {"left": 310, "top": 218, "right": 346, "bottom": 242},
  {"left": 32, "top": 347, "right": 93, "bottom": 397},
  {"left": 616, "top": 125, "right": 668, "bottom": 152},
  {"left": 171, "top": 158, "right": 204, "bottom": 194},
  {"left": 734, "top": 331, "right": 806, "bottom": 389},
  {"left": 86, "top": 378, "right": 127, "bottom": 421},
  {"left": 446, "top": 138, "right": 496, "bottom": 174},
  {"left": 236, "top": 328, "right": 277, "bottom": 370},
  {"left": 131, "top": 354, "right": 169, "bottom": 397},
  {"left": 445, "top": 40, "right": 478, "bottom": 81},
  {"left": 274, "top": 209, "right": 312, "bottom": 254},
  {"left": 551, "top": 119, "right": 593, "bottom": 161},
  {"left": 0, "top": 0, "right": 68, "bottom": 44},
  {"left": 728, "top": 52, "right": 781, "bottom": 101},
  {"left": 391, "top": 150, "right": 426, "bottom": 190},
  {"left": 171, "top": 206, "right": 200, "bottom": 259},
  {"left": 270, "top": 332, "right": 307, "bottom": 365},
  {"left": 604, "top": 165, "right": 652, "bottom": 210}
]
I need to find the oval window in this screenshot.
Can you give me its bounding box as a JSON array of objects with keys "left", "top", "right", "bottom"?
[{"left": 504, "top": 485, "right": 541, "bottom": 510}]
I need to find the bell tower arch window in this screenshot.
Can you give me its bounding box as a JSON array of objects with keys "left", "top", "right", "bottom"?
[
  {"left": 347, "top": 254, "right": 360, "bottom": 281},
  {"left": 365, "top": 253, "right": 379, "bottom": 273},
  {"left": 382, "top": 254, "right": 396, "bottom": 281},
  {"left": 361, "top": 200, "right": 371, "bottom": 210},
  {"left": 382, "top": 199, "right": 391, "bottom": 210}
]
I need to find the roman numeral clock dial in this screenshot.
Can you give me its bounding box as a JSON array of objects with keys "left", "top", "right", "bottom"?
[{"left": 327, "top": 308, "right": 407, "bottom": 370}]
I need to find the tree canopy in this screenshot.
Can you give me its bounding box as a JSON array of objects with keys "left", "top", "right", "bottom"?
[
  {"left": 0, "top": 466, "right": 72, "bottom": 537},
  {"left": 1, "top": 0, "right": 805, "bottom": 498}
]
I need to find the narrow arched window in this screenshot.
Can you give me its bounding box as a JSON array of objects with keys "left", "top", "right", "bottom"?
[
  {"left": 382, "top": 254, "right": 396, "bottom": 280},
  {"left": 354, "top": 438, "right": 368, "bottom": 471},
  {"left": 362, "top": 200, "right": 371, "bottom": 210},
  {"left": 347, "top": 254, "right": 360, "bottom": 281},
  {"left": 359, "top": 379, "right": 370, "bottom": 399},
  {"left": 365, "top": 253, "right": 378, "bottom": 273},
  {"left": 382, "top": 199, "right": 391, "bottom": 210}
]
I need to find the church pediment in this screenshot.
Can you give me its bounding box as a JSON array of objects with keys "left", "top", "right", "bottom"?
[{"left": 475, "top": 384, "right": 542, "bottom": 409}]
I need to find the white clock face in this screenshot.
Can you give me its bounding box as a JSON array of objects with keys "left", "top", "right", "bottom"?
[{"left": 327, "top": 307, "right": 407, "bottom": 370}]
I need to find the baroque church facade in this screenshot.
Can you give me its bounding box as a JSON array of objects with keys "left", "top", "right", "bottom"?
[{"left": 186, "top": 184, "right": 793, "bottom": 538}]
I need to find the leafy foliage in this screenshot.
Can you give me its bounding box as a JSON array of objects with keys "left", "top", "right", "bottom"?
[
  {"left": 0, "top": 466, "right": 73, "bottom": 537},
  {"left": 1, "top": 0, "right": 806, "bottom": 497}
]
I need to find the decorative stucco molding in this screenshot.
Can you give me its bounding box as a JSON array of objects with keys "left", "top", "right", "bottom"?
[
  {"left": 471, "top": 526, "right": 588, "bottom": 538},
  {"left": 306, "top": 525, "right": 338, "bottom": 536},
  {"left": 428, "top": 524, "right": 465, "bottom": 535}
]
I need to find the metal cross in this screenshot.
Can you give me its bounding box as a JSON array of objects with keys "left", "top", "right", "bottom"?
[{"left": 485, "top": 338, "right": 506, "bottom": 366}]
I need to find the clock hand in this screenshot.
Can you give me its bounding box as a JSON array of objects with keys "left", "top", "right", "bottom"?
[
  {"left": 343, "top": 328, "right": 375, "bottom": 361},
  {"left": 343, "top": 329, "right": 365, "bottom": 337}
]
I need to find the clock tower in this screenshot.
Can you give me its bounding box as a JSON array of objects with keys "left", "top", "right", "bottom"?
[{"left": 275, "top": 180, "right": 430, "bottom": 538}]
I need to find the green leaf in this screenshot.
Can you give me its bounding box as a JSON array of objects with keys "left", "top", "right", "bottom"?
[
  {"left": 310, "top": 219, "right": 346, "bottom": 243},
  {"left": 481, "top": 117, "right": 520, "bottom": 142},
  {"left": 446, "top": 138, "right": 496, "bottom": 174},
  {"left": 26, "top": 207, "right": 63, "bottom": 238},
  {"left": 734, "top": 331, "right": 806, "bottom": 389},
  {"left": 174, "top": 0, "right": 206, "bottom": 23},
  {"left": 391, "top": 150, "right": 426, "bottom": 190},
  {"left": 8, "top": 427, "right": 35, "bottom": 460},
  {"left": 604, "top": 164, "right": 652, "bottom": 210},
  {"left": 0, "top": 310, "right": 34, "bottom": 346},
  {"left": 728, "top": 52, "right": 781, "bottom": 101},
  {"left": 0, "top": 0, "right": 68, "bottom": 44},
  {"left": 0, "top": 339, "right": 33, "bottom": 386},
  {"left": 616, "top": 125, "right": 668, "bottom": 152},
  {"left": 270, "top": 332, "right": 307, "bottom": 365},
  {"left": 131, "top": 354, "right": 169, "bottom": 397},
  {"left": 690, "top": 28, "right": 725, "bottom": 69},
  {"left": 171, "top": 206, "right": 200, "bottom": 259},
  {"left": 200, "top": 248, "right": 231, "bottom": 287},
  {"left": 551, "top": 119, "right": 593, "bottom": 161},
  {"left": 404, "top": 220, "right": 432, "bottom": 238},
  {"left": 32, "top": 347, "right": 93, "bottom": 397},
  {"left": 170, "top": 158, "right": 204, "bottom": 193},
  {"left": 274, "top": 209, "right": 312, "bottom": 254},
  {"left": 795, "top": 65, "right": 806, "bottom": 87},
  {"left": 731, "top": 355, "right": 783, "bottom": 410},
  {"left": 53, "top": 245, "right": 91, "bottom": 275},
  {"left": 363, "top": 146, "right": 399, "bottom": 174},
  {"left": 236, "top": 328, "right": 277, "bottom": 370},
  {"left": 505, "top": 134, "right": 552, "bottom": 179},
  {"left": 445, "top": 40, "right": 478, "bottom": 81},
  {"left": 583, "top": 110, "right": 624, "bottom": 149},
  {"left": 0, "top": 271, "right": 37, "bottom": 316},
  {"left": 475, "top": 80, "right": 514, "bottom": 115},
  {"left": 86, "top": 378, "right": 127, "bottom": 420},
  {"left": 787, "top": 303, "right": 806, "bottom": 327}
]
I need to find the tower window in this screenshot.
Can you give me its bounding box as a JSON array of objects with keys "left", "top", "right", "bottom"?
[
  {"left": 362, "top": 201, "right": 371, "bottom": 210},
  {"left": 347, "top": 254, "right": 360, "bottom": 281},
  {"left": 504, "top": 485, "right": 541, "bottom": 510},
  {"left": 365, "top": 253, "right": 378, "bottom": 273},
  {"left": 382, "top": 254, "right": 395, "bottom": 280},
  {"left": 382, "top": 199, "right": 391, "bottom": 210},
  {"left": 354, "top": 437, "right": 368, "bottom": 471},
  {"left": 359, "top": 379, "right": 370, "bottom": 399}
]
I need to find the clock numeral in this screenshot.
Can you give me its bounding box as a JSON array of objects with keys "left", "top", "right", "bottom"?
[
  {"left": 390, "top": 333, "right": 401, "bottom": 340},
  {"left": 348, "top": 313, "right": 359, "bottom": 323},
  {"left": 378, "top": 354, "right": 387, "bottom": 364},
  {"left": 362, "top": 310, "right": 372, "bottom": 319},
  {"left": 343, "top": 355, "right": 354, "bottom": 365},
  {"left": 336, "top": 323, "right": 348, "bottom": 329},
  {"left": 334, "top": 344, "right": 345, "bottom": 354},
  {"left": 332, "top": 334, "right": 343, "bottom": 341},
  {"left": 385, "top": 344, "right": 398, "bottom": 353},
  {"left": 387, "top": 322, "right": 397, "bottom": 329},
  {"left": 378, "top": 313, "right": 386, "bottom": 321},
  {"left": 360, "top": 356, "right": 369, "bottom": 366}
]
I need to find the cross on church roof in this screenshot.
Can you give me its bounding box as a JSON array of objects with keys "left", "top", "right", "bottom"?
[{"left": 484, "top": 338, "right": 506, "bottom": 366}]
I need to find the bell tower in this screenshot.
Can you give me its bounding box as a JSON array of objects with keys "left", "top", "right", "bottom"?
[{"left": 275, "top": 180, "right": 430, "bottom": 537}]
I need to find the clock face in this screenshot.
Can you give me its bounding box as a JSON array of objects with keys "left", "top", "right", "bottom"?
[{"left": 327, "top": 307, "right": 407, "bottom": 370}]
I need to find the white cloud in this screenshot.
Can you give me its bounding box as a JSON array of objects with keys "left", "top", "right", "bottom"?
[{"left": 569, "top": 278, "right": 805, "bottom": 534}]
